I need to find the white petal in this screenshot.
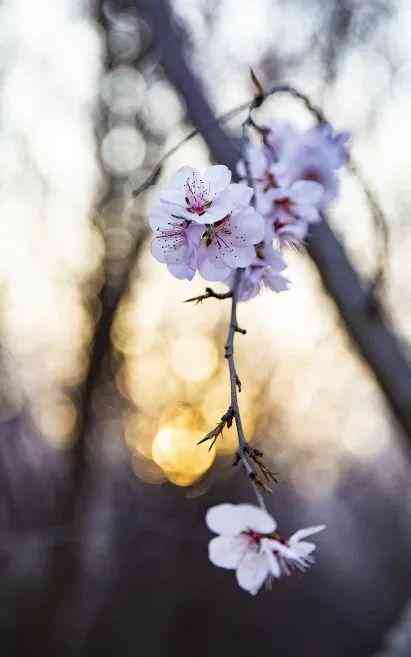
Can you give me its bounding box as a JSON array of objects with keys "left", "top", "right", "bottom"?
[
  {"left": 291, "top": 541, "right": 316, "bottom": 558},
  {"left": 235, "top": 504, "right": 276, "bottom": 533},
  {"left": 220, "top": 244, "right": 256, "bottom": 269},
  {"left": 261, "top": 539, "right": 281, "bottom": 577},
  {"left": 167, "top": 166, "right": 197, "bottom": 190},
  {"left": 264, "top": 270, "right": 290, "bottom": 293},
  {"left": 206, "top": 504, "right": 249, "bottom": 536},
  {"left": 246, "top": 144, "right": 268, "bottom": 178},
  {"left": 288, "top": 525, "right": 326, "bottom": 544},
  {"left": 289, "top": 180, "right": 323, "bottom": 205},
  {"left": 159, "top": 188, "right": 186, "bottom": 207},
  {"left": 265, "top": 538, "right": 295, "bottom": 559},
  {"left": 294, "top": 204, "right": 320, "bottom": 223},
  {"left": 229, "top": 207, "right": 265, "bottom": 247},
  {"left": 202, "top": 165, "right": 231, "bottom": 194},
  {"left": 208, "top": 535, "right": 250, "bottom": 570},
  {"left": 150, "top": 236, "right": 188, "bottom": 265},
  {"left": 236, "top": 549, "right": 269, "bottom": 595},
  {"left": 167, "top": 262, "right": 195, "bottom": 281},
  {"left": 148, "top": 205, "right": 179, "bottom": 231},
  {"left": 226, "top": 183, "right": 254, "bottom": 209},
  {"left": 198, "top": 244, "right": 232, "bottom": 282},
  {"left": 199, "top": 197, "right": 233, "bottom": 224}
]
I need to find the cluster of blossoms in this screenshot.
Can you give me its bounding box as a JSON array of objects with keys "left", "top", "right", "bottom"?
[
  {"left": 149, "top": 120, "right": 349, "bottom": 301},
  {"left": 206, "top": 503, "right": 325, "bottom": 595},
  {"left": 148, "top": 115, "right": 345, "bottom": 595}
]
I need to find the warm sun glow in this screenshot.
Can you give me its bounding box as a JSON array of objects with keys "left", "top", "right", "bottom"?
[{"left": 152, "top": 424, "right": 216, "bottom": 486}]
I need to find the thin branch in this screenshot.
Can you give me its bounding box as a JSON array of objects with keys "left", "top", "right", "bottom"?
[
  {"left": 225, "top": 269, "right": 269, "bottom": 509},
  {"left": 184, "top": 287, "right": 233, "bottom": 304}
]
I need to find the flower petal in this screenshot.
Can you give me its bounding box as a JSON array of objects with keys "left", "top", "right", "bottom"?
[
  {"left": 289, "top": 180, "right": 323, "bottom": 205},
  {"left": 202, "top": 165, "right": 231, "bottom": 195},
  {"left": 264, "top": 270, "right": 290, "bottom": 293},
  {"left": 294, "top": 204, "right": 320, "bottom": 223},
  {"left": 167, "top": 166, "right": 197, "bottom": 190},
  {"left": 208, "top": 535, "right": 250, "bottom": 569},
  {"left": 220, "top": 245, "right": 256, "bottom": 269},
  {"left": 167, "top": 261, "right": 196, "bottom": 281},
  {"left": 236, "top": 504, "right": 276, "bottom": 533},
  {"left": 261, "top": 538, "right": 281, "bottom": 578},
  {"left": 236, "top": 548, "right": 269, "bottom": 595},
  {"left": 197, "top": 244, "right": 232, "bottom": 282},
  {"left": 288, "top": 525, "right": 326, "bottom": 544},
  {"left": 290, "top": 541, "right": 316, "bottom": 558},
  {"left": 226, "top": 183, "right": 254, "bottom": 209},
  {"left": 150, "top": 235, "right": 188, "bottom": 265},
  {"left": 228, "top": 207, "right": 265, "bottom": 247},
  {"left": 206, "top": 504, "right": 249, "bottom": 536}
]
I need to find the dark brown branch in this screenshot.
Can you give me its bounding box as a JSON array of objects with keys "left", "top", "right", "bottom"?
[
  {"left": 225, "top": 270, "right": 269, "bottom": 507},
  {"left": 184, "top": 287, "right": 233, "bottom": 304},
  {"left": 138, "top": 0, "right": 411, "bottom": 447}
]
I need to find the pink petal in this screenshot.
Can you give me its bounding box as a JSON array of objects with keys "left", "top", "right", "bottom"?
[
  {"left": 198, "top": 244, "right": 232, "bottom": 282},
  {"left": 264, "top": 270, "right": 290, "bottom": 293},
  {"left": 226, "top": 183, "right": 254, "bottom": 209},
  {"left": 149, "top": 205, "right": 181, "bottom": 232},
  {"left": 294, "top": 204, "right": 320, "bottom": 223},
  {"left": 202, "top": 165, "right": 231, "bottom": 194},
  {"left": 167, "top": 165, "right": 197, "bottom": 190},
  {"left": 208, "top": 535, "right": 250, "bottom": 570},
  {"left": 236, "top": 549, "right": 269, "bottom": 595},
  {"left": 167, "top": 262, "right": 196, "bottom": 281},
  {"left": 150, "top": 235, "right": 188, "bottom": 265},
  {"left": 221, "top": 244, "right": 256, "bottom": 269},
  {"left": 229, "top": 207, "right": 265, "bottom": 247},
  {"left": 289, "top": 180, "right": 323, "bottom": 205}
]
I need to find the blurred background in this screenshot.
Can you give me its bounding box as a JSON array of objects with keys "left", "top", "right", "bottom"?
[{"left": 1, "top": 0, "right": 411, "bottom": 655}]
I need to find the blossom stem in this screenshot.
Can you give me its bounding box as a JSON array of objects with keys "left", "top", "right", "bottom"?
[{"left": 226, "top": 268, "right": 267, "bottom": 511}]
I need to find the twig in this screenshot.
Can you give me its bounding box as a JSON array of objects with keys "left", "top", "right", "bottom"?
[
  {"left": 197, "top": 407, "right": 234, "bottom": 451},
  {"left": 184, "top": 287, "right": 233, "bottom": 304},
  {"left": 225, "top": 269, "right": 268, "bottom": 510}
]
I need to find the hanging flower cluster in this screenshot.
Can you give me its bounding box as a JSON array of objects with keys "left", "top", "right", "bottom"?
[
  {"left": 149, "top": 120, "right": 349, "bottom": 303},
  {"left": 240, "top": 120, "right": 349, "bottom": 246},
  {"left": 146, "top": 106, "right": 348, "bottom": 597},
  {"left": 207, "top": 503, "right": 325, "bottom": 595}
]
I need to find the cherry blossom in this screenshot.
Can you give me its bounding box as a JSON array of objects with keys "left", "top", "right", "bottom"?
[
  {"left": 206, "top": 503, "right": 325, "bottom": 595},
  {"left": 158, "top": 164, "right": 252, "bottom": 225},
  {"left": 239, "top": 120, "right": 349, "bottom": 249},
  {"left": 229, "top": 242, "right": 290, "bottom": 301},
  {"left": 197, "top": 205, "right": 265, "bottom": 282},
  {"left": 265, "top": 524, "right": 326, "bottom": 575},
  {"left": 271, "top": 123, "right": 349, "bottom": 208},
  {"left": 206, "top": 503, "right": 280, "bottom": 595},
  {"left": 149, "top": 205, "right": 203, "bottom": 280}
]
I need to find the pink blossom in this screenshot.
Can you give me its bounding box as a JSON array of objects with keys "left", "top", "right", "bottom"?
[
  {"left": 159, "top": 165, "right": 252, "bottom": 225},
  {"left": 266, "top": 179, "right": 324, "bottom": 247},
  {"left": 229, "top": 242, "right": 290, "bottom": 301},
  {"left": 197, "top": 206, "right": 265, "bottom": 282},
  {"left": 272, "top": 123, "right": 349, "bottom": 207},
  {"left": 149, "top": 205, "right": 203, "bottom": 280}
]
